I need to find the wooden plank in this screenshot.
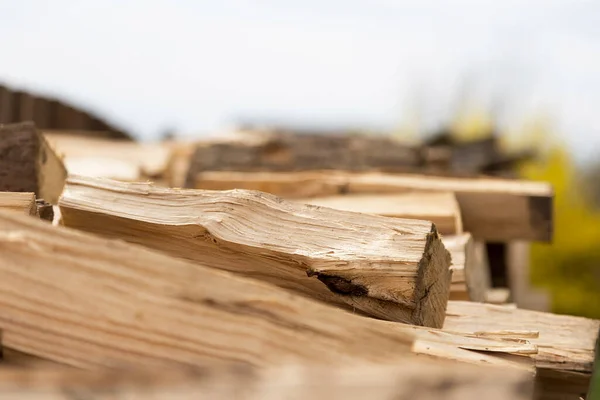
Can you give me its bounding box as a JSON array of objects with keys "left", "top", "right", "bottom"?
[
  {"left": 0, "top": 211, "right": 535, "bottom": 371},
  {"left": 294, "top": 192, "right": 463, "bottom": 236},
  {"left": 59, "top": 176, "right": 452, "bottom": 327},
  {"left": 0, "top": 192, "right": 37, "bottom": 216},
  {"left": 0, "top": 363, "right": 534, "bottom": 399},
  {"left": 444, "top": 233, "right": 491, "bottom": 302},
  {"left": 193, "top": 171, "right": 553, "bottom": 242},
  {"left": 0, "top": 122, "right": 67, "bottom": 204}
]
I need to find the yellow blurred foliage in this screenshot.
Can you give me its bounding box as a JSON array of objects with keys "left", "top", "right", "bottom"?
[{"left": 453, "top": 111, "right": 600, "bottom": 318}]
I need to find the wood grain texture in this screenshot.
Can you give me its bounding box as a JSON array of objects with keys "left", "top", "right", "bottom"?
[
  {"left": 444, "top": 234, "right": 491, "bottom": 302},
  {"left": 444, "top": 301, "right": 600, "bottom": 373},
  {"left": 193, "top": 171, "right": 553, "bottom": 242},
  {"left": 0, "top": 122, "right": 66, "bottom": 204},
  {"left": 59, "top": 176, "right": 452, "bottom": 327},
  {"left": 0, "top": 363, "right": 534, "bottom": 400},
  {"left": 294, "top": 192, "right": 463, "bottom": 236},
  {"left": 0, "top": 211, "right": 535, "bottom": 372},
  {"left": 0, "top": 192, "right": 37, "bottom": 216}
]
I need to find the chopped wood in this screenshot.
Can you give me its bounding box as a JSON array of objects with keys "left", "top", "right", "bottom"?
[
  {"left": 193, "top": 171, "right": 553, "bottom": 242},
  {"left": 43, "top": 131, "right": 171, "bottom": 181},
  {"left": 0, "top": 122, "right": 67, "bottom": 204},
  {"left": 0, "top": 192, "right": 37, "bottom": 216},
  {"left": 445, "top": 302, "right": 600, "bottom": 399},
  {"left": 444, "top": 233, "right": 491, "bottom": 302},
  {"left": 0, "top": 211, "right": 535, "bottom": 371},
  {"left": 59, "top": 176, "right": 452, "bottom": 327},
  {"left": 294, "top": 192, "right": 463, "bottom": 235},
  {"left": 444, "top": 301, "right": 600, "bottom": 373},
  {"left": 0, "top": 362, "right": 534, "bottom": 400},
  {"left": 184, "top": 132, "right": 423, "bottom": 187}
]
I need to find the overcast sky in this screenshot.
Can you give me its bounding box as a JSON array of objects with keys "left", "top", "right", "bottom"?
[{"left": 1, "top": 0, "right": 598, "bottom": 160}]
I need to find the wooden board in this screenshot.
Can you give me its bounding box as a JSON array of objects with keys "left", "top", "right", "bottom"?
[
  {"left": 193, "top": 171, "right": 553, "bottom": 242},
  {"left": 294, "top": 192, "right": 463, "bottom": 235},
  {"left": 0, "top": 192, "right": 37, "bottom": 216},
  {"left": 0, "top": 122, "right": 67, "bottom": 204},
  {"left": 444, "top": 234, "right": 491, "bottom": 302},
  {"left": 0, "top": 363, "right": 534, "bottom": 399},
  {"left": 59, "top": 176, "right": 452, "bottom": 327},
  {"left": 0, "top": 211, "right": 535, "bottom": 372}
]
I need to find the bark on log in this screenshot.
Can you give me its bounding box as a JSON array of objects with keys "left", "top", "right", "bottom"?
[{"left": 0, "top": 122, "right": 66, "bottom": 204}]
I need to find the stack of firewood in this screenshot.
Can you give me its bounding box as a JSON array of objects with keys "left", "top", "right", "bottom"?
[{"left": 0, "top": 122, "right": 597, "bottom": 400}]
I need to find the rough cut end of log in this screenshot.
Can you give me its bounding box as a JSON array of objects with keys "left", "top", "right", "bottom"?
[
  {"left": 294, "top": 191, "right": 463, "bottom": 236},
  {"left": 59, "top": 175, "right": 452, "bottom": 327},
  {"left": 0, "top": 122, "right": 67, "bottom": 204}
]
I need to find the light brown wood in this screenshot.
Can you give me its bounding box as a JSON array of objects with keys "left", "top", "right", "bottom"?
[
  {"left": 193, "top": 171, "right": 553, "bottom": 242},
  {"left": 0, "top": 122, "right": 67, "bottom": 204},
  {"left": 444, "top": 233, "right": 491, "bottom": 302},
  {"left": 0, "top": 211, "right": 535, "bottom": 372},
  {"left": 444, "top": 301, "right": 600, "bottom": 374},
  {"left": 43, "top": 132, "right": 171, "bottom": 181},
  {"left": 0, "top": 192, "right": 37, "bottom": 216},
  {"left": 0, "top": 363, "right": 534, "bottom": 399},
  {"left": 294, "top": 192, "right": 463, "bottom": 235},
  {"left": 59, "top": 176, "right": 452, "bottom": 327}
]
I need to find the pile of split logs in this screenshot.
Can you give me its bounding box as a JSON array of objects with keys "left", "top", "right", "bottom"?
[{"left": 0, "top": 121, "right": 598, "bottom": 400}]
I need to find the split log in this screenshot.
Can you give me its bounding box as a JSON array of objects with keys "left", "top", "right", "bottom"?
[
  {"left": 193, "top": 171, "right": 553, "bottom": 242},
  {"left": 444, "top": 301, "right": 600, "bottom": 400},
  {"left": 59, "top": 176, "right": 452, "bottom": 327},
  {"left": 0, "top": 211, "right": 535, "bottom": 372},
  {"left": 0, "top": 192, "right": 37, "bottom": 216},
  {"left": 0, "top": 122, "right": 67, "bottom": 204},
  {"left": 294, "top": 192, "right": 463, "bottom": 235},
  {"left": 0, "top": 363, "right": 534, "bottom": 400},
  {"left": 43, "top": 131, "right": 171, "bottom": 181},
  {"left": 443, "top": 234, "right": 491, "bottom": 302},
  {"left": 184, "top": 132, "right": 422, "bottom": 187}
]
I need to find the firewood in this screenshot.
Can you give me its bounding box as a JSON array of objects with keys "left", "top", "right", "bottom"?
[
  {"left": 0, "top": 211, "right": 535, "bottom": 371},
  {"left": 193, "top": 171, "right": 553, "bottom": 242},
  {"left": 184, "top": 132, "right": 423, "bottom": 187},
  {"left": 443, "top": 234, "right": 491, "bottom": 302},
  {"left": 0, "top": 122, "right": 66, "bottom": 203},
  {"left": 0, "top": 363, "right": 534, "bottom": 399},
  {"left": 59, "top": 176, "right": 452, "bottom": 327},
  {"left": 444, "top": 301, "right": 600, "bottom": 400},
  {"left": 294, "top": 192, "right": 463, "bottom": 235},
  {"left": 0, "top": 192, "right": 37, "bottom": 216}
]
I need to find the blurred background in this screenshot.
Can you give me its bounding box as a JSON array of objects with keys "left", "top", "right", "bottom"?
[{"left": 1, "top": 0, "right": 599, "bottom": 318}]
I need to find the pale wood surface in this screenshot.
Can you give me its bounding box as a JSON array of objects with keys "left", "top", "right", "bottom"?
[
  {"left": 193, "top": 171, "right": 553, "bottom": 241},
  {"left": 43, "top": 132, "right": 171, "bottom": 180},
  {"left": 294, "top": 192, "right": 463, "bottom": 235},
  {"left": 444, "top": 301, "right": 600, "bottom": 373},
  {"left": 0, "top": 211, "right": 535, "bottom": 372},
  {"left": 444, "top": 233, "right": 491, "bottom": 302},
  {"left": 0, "top": 192, "right": 37, "bottom": 216},
  {"left": 0, "top": 363, "right": 534, "bottom": 400},
  {"left": 0, "top": 122, "right": 67, "bottom": 204},
  {"left": 59, "top": 176, "right": 452, "bottom": 327}
]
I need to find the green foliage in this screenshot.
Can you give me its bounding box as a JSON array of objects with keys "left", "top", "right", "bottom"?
[{"left": 520, "top": 147, "right": 600, "bottom": 319}]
